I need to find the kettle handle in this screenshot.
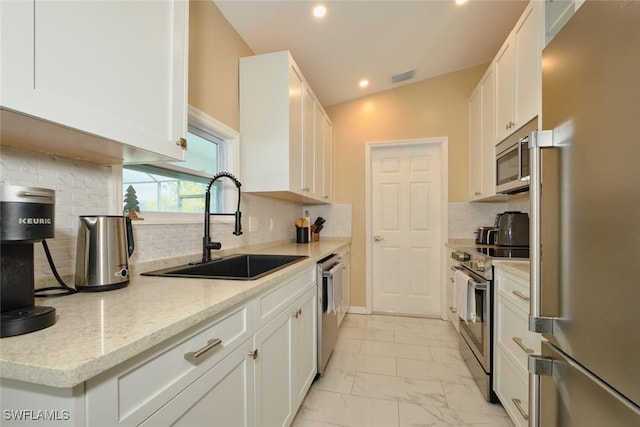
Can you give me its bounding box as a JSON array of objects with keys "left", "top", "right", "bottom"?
[{"left": 125, "top": 216, "right": 135, "bottom": 257}]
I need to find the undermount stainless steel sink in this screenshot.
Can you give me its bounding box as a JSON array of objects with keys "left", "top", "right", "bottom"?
[{"left": 141, "top": 254, "right": 308, "bottom": 281}]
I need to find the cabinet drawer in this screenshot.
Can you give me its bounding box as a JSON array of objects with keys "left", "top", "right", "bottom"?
[
  {"left": 254, "top": 267, "right": 315, "bottom": 329},
  {"left": 495, "top": 348, "right": 530, "bottom": 427},
  {"left": 496, "top": 296, "right": 541, "bottom": 371},
  {"left": 86, "top": 303, "right": 254, "bottom": 427},
  {"left": 496, "top": 269, "right": 531, "bottom": 313}
]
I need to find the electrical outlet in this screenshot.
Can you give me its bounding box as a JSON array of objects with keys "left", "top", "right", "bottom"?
[{"left": 248, "top": 217, "right": 258, "bottom": 233}]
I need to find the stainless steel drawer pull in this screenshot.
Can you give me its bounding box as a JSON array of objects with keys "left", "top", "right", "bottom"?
[
  {"left": 184, "top": 338, "right": 222, "bottom": 365},
  {"left": 512, "top": 290, "right": 530, "bottom": 301},
  {"left": 512, "top": 336, "right": 534, "bottom": 354},
  {"left": 512, "top": 397, "right": 529, "bottom": 420}
]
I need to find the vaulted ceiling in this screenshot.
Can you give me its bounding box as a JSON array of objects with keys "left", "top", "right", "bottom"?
[{"left": 215, "top": 0, "right": 529, "bottom": 106}]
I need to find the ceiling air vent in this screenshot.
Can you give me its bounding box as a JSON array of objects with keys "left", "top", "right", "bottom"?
[{"left": 390, "top": 69, "right": 416, "bottom": 84}]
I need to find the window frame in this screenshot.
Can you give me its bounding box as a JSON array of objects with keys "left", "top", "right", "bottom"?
[{"left": 113, "top": 106, "right": 240, "bottom": 225}]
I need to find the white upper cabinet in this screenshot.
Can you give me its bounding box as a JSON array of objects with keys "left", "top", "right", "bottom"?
[
  {"left": 0, "top": 0, "right": 188, "bottom": 164},
  {"left": 544, "top": 0, "right": 585, "bottom": 45},
  {"left": 495, "top": 1, "right": 542, "bottom": 143},
  {"left": 468, "top": 65, "right": 497, "bottom": 201},
  {"left": 322, "top": 117, "right": 333, "bottom": 201},
  {"left": 240, "top": 51, "right": 332, "bottom": 204}
]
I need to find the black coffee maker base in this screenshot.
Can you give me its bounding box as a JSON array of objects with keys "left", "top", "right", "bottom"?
[{"left": 1, "top": 306, "right": 56, "bottom": 338}]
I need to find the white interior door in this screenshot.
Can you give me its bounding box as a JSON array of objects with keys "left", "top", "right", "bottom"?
[{"left": 370, "top": 142, "right": 442, "bottom": 316}]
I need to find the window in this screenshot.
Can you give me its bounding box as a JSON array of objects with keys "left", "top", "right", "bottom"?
[{"left": 121, "top": 107, "right": 239, "bottom": 221}]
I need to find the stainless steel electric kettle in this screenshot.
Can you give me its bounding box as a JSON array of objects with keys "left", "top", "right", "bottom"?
[{"left": 75, "top": 215, "right": 134, "bottom": 291}]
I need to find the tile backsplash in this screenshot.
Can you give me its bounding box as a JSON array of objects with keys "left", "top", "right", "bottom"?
[
  {"left": 1, "top": 147, "right": 349, "bottom": 286},
  {"left": 448, "top": 196, "right": 530, "bottom": 240}
]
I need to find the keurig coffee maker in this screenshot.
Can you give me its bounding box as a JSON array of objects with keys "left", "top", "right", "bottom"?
[{"left": 1, "top": 185, "right": 57, "bottom": 338}]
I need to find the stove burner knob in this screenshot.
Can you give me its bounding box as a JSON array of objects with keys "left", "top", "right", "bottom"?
[
  {"left": 471, "top": 259, "right": 486, "bottom": 272},
  {"left": 451, "top": 251, "right": 470, "bottom": 261}
]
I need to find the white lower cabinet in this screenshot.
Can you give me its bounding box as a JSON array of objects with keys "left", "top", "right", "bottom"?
[
  {"left": 493, "top": 266, "right": 540, "bottom": 427},
  {"left": 254, "top": 286, "right": 317, "bottom": 427},
  {"left": 337, "top": 249, "right": 351, "bottom": 327},
  {"left": 140, "top": 338, "right": 255, "bottom": 427},
  {"left": 85, "top": 303, "right": 254, "bottom": 426},
  {"left": 444, "top": 247, "right": 460, "bottom": 333},
  {"left": 0, "top": 263, "right": 321, "bottom": 427}
]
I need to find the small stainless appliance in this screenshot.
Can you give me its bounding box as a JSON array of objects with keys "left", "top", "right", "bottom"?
[
  {"left": 75, "top": 215, "right": 134, "bottom": 291},
  {"left": 494, "top": 211, "right": 529, "bottom": 247},
  {"left": 1, "top": 185, "right": 56, "bottom": 337},
  {"left": 475, "top": 226, "right": 497, "bottom": 245},
  {"left": 495, "top": 118, "right": 538, "bottom": 194},
  {"left": 317, "top": 254, "right": 342, "bottom": 375}
]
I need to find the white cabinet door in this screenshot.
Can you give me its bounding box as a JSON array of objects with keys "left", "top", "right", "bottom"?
[
  {"left": 514, "top": 2, "right": 541, "bottom": 129},
  {"left": 469, "top": 63, "right": 497, "bottom": 202},
  {"left": 140, "top": 339, "right": 255, "bottom": 427},
  {"left": 480, "top": 66, "right": 496, "bottom": 197},
  {"left": 0, "top": 0, "right": 187, "bottom": 162},
  {"left": 290, "top": 65, "right": 305, "bottom": 195},
  {"left": 495, "top": 1, "right": 541, "bottom": 143},
  {"left": 314, "top": 103, "right": 326, "bottom": 201},
  {"left": 302, "top": 87, "right": 317, "bottom": 196},
  {"left": 254, "top": 306, "right": 295, "bottom": 427},
  {"left": 495, "top": 35, "right": 516, "bottom": 143},
  {"left": 337, "top": 250, "right": 351, "bottom": 327},
  {"left": 240, "top": 50, "right": 332, "bottom": 204},
  {"left": 292, "top": 288, "right": 318, "bottom": 409},
  {"left": 322, "top": 117, "right": 333, "bottom": 201},
  {"left": 468, "top": 86, "right": 483, "bottom": 200},
  {"left": 254, "top": 284, "right": 317, "bottom": 427}
]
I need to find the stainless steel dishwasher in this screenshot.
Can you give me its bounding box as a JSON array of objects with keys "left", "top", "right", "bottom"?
[{"left": 316, "top": 254, "right": 342, "bottom": 376}]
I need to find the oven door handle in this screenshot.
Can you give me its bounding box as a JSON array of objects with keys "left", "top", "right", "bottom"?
[
  {"left": 470, "top": 282, "right": 487, "bottom": 291},
  {"left": 453, "top": 266, "right": 489, "bottom": 290}
]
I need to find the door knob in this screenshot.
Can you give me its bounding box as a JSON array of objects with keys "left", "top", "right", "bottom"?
[{"left": 373, "top": 236, "right": 384, "bottom": 242}]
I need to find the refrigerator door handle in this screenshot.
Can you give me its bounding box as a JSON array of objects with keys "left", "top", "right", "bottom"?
[
  {"left": 529, "top": 130, "right": 558, "bottom": 334},
  {"left": 528, "top": 354, "right": 555, "bottom": 427}
]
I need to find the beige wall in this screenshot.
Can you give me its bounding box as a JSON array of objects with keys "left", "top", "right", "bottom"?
[
  {"left": 189, "top": 0, "right": 254, "bottom": 130},
  {"left": 188, "top": 2, "right": 486, "bottom": 308},
  {"left": 326, "top": 64, "right": 486, "bottom": 308}
]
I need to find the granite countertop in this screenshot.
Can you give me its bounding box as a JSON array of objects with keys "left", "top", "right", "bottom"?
[
  {"left": 493, "top": 260, "right": 530, "bottom": 280},
  {"left": 0, "top": 239, "right": 350, "bottom": 389}
]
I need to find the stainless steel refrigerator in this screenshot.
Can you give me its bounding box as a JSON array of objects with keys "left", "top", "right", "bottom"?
[{"left": 528, "top": 1, "right": 640, "bottom": 426}]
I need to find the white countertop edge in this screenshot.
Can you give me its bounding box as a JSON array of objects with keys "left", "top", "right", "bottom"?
[{"left": 0, "top": 239, "right": 350, "bottom": 388}]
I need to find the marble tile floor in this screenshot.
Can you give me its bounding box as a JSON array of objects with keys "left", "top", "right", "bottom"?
[{"left": 293, "top": 314, "right": 515, "bottom": 427}]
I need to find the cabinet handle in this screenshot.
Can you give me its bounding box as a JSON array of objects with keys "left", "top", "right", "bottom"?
[
  {"left": 512, "top": 336, "right": 534, "bottom": 354},
  {"left": 292, "top": 308, "right": 302, "bottom": 318},
  {"left": 512, "top": 397, "right": 529, "bottom": 420},
  {"left": 176, "top": 137, "right": 187, "bottom": 149},
  {"left": 248, "top": 349, "right": 259, "bottom": 360},
  {"left": 512, "top": 290, "right": 530, "bottom": 302},
  {"left": 184, "top": 338, "right": 222, "bottom": 365}
]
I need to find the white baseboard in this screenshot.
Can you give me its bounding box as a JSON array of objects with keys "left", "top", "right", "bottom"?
[{"left": 346, "top": 306, "right": 368, "bottom": 315}]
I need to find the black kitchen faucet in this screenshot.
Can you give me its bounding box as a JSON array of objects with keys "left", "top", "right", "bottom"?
[{"left": 202, "top": 171, "right": 242, "bottom": 263}]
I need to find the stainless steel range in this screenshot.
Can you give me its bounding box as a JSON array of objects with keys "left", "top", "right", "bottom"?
[{"left": 451, "top": 246, "right": 528, "bottom": 403}]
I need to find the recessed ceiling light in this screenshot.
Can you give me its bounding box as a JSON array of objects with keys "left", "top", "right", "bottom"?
[
  {"left": 359, "top": 79, "right": 369, "bottom": 88},
  {"left": 455, "top": 0, "right": 468, "bottom": 5},
  {"left": 313, "top": 5, "right": 327, "bottom": 18}
]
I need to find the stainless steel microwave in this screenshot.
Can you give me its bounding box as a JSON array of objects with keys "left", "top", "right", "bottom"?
[{"left": 495, "top": 118, "right": 538, "bottom": 194}]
